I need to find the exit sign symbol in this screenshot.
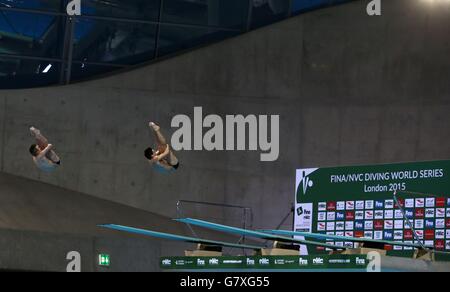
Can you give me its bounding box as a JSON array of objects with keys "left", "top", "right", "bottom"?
[{"left": 98, "top": 254, "right": 110, "bottom": 267}]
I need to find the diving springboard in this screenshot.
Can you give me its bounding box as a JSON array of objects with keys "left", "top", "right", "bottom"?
[
  {"left": 99, "top": 224, "right": 264, "bottom": 250},
  {"left": 260, "top": 230, "right": 450, "bottom": 255},
  {"left": 175, "top": 218, "right": 345, "bottom": 250},
  {"left": 259, "top": 229, "right": 424, "bottom": 249}
]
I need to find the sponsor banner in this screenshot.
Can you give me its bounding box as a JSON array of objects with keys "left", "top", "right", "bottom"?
[
  {"left": 404, "top": 220, "right": 412, "bottom": 229},
  {"left": 415, "top": 198, "right": 425, "bottom": 208},
  {"left": 346, "top": 201, "right": 355, "bottom": 210},
  {"left": 375, "top": 200, "right": 384, "bottom": 209},
  {"left": 326, "top": 222, "right": 335, "bottom": 231},
  {"left": 384, "top": 231, "right": 393, "bottom": 240},
  {"left": 355, "top": 221, "right": 364, "bottom": 230},
  {"left": 405, "top": 209, "right": 414, "bottom": 219},
  {"left": 394, "top": 220, "right": 404, "bottom": 230},
  {"left": 336, "top": 222, "right": 345, "bottom": 231},
  {"left": 318, "top": 202, "right": 327, "bottom": 211},
  {"left": 425, "top": 208, "right": 435, "bottom": 218},
  {"left": 356, "top": 201, "right": 365, "bottom": 210},
  {"left": 405, "top": 199, "right": 414, "bottom": 208},
  {"left": 394, "top": 210, "right": 403, "bottom": 219},
  {"left": 436, "top": 197, "right": 446, "bottom": 207},
  {"left": 374, "top": 231, "right": 383, "bottom": 240},
  {"left": 404, "top": 230, "right": 413, "bottom": 240},
  {"left": 385, "top": 210, "right": 394, "bottom": 219},
  {"left": 355, "top": 211, "right": 364, "bottom": 220},
  {"left": 425, "top": 219, "right": 435, "bottom": 229},
  {"left": 161, "top": 255, "right": 373, "bottom": 270},
  {"left": 425, "top": 240, "right": 434, "bottom": 248},
  {"left": 404, "top": 241, "right": 413, "bottom": 250},
  {"left": 327, "top": 212, "right": 336, "bottom": 221},
  {"left": 393, "top": 230, "right": 403, "bottom": 240},
  {"left": 374, "top": 220, "right": 384, "bottom": 230},
  {"left": 295, "top": 203, "right": 314, "bottom": 231},
  {"left": 394, "top": 198, "right": 404, "bottom": 209},
  {"left": 425, "top": 230, "right": 435, "bottom": 240},
  {"left": 374, "top": 210, "right": 384, "bottom": 219},
  {"left": 415, "top": 230, "right": 424, "bottom": 239},
  {"left": 343, "top": 231, "right": 352, "bottom": 238},
  {"left": 435, "top": 229, "right": 445, "bottom": 239},
  {"left": 415, "top": 208, "right": 425, "bottom": 219},
  {"left": 436, "top": 219, "right": 445, "bottom": 229},
  {"left": 436, "top": 208, "right": 446, "bottom": 218},
  {"left": 426, "top": 198, "right": 435, "bottom": 208},
  {"left": 317, "top": 222, "right": 326, "bottom": 231},
  {"left": 384, "top": 220, "right": 394, "bottom": 230},
  {"left": 415, "top": 219, "right": 424, "bottom": 229},
  {"left": 327, "top": 202, "right": 336, "bottom": 211},
  {"left": 365, "top": 200, "right": 374, "bottom": 209},
  {"left": 295, "top": 161, "right": 450, "bottom": 256},
  {"left": 393, "top": 245, "right": 403, "bottom": 251},
  {"left": 435, "top": 240, "right": 445, "bottom": 250},
  {"left": 346, "top": 211, "right": 355, "bottom": 221},
  {"left": 345, "top": 221, "right": 354, "bottom": 231},
  {"left": 318, "top": 212, "right": 326, "bottom": 221},
  {"left": 385, "top": 200, "right": 394, "bottom": 209}
]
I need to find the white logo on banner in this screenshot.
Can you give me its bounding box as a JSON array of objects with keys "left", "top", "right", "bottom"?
[
  {"left": 436, "top": 208, "right": 445, "bottom": 218},
  {"left": 394, "top": 220, "right": 404, "bottom": 230},
  {"left": 436, "top": 230, "right": 445, "bottom": 239},
  {"left": 384, "top": 210, "right": 393, "bottom": 219},
  {"left": 436, "top": 219, "right": 445, "bottom": 229},
  {"left": 365, "top": 200, "right": 374, "bottom": 210},
  {"left": 346, "top": 201, "right": 355, "bottom": 210},
  {"left": 355, "top": 211, "right": 363, "bottom": 220},
  {"left": 296, "top": 169, "right": 318, "bottom": 195},
  {"left": 345, "top": 221, "right": 354, "bottom": 231},
  {"left": 415, "top": 198, "right": 425, "bottom": 208},
  {"left": 294, "top": 203, "right": 313, "bottom": 255},
  {"left": 374, "top": 231, "right": 383, "bottom": 240},
  {"left": 336, "top": 201, "right": 345, "bottom": 211},
  {"left": 415, "top": 219, "right": 424, "bottom": 229},
  {"left": 426, "top": 198, "right": 435, "bottom": 208},
  {"left": 356, "top": 201, "right": 365, "bottom": 210},
  {"left": 385, "top": 200, "right": 394, "bottom": 209},
  {"left": 395, "top": 210, "right": 404, "bottom": 219},
  {"left": 405, "top": 199, "right": 414, "bottom": 208}
]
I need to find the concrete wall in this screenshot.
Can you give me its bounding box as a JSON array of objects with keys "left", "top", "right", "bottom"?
[
  {"left": 0, "top": 228, "right": 163, "bottom": 272},
  {"left": 0, "top": 0, "right": 449, "bottom": 231},
  {"left": 0, "top": 171, "right": 261, "bottom": 271}
]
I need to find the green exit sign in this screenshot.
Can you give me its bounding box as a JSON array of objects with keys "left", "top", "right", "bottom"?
[{"left": 98, "top": 254, "right": 110, "bottom": 267}]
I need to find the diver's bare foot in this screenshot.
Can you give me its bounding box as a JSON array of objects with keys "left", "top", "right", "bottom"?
[
  {"left": 149, "top": 122, "right": 160, "bottom": 132},
  {"left": 30, "top": 127, "right": 41, "bottom": 137}
]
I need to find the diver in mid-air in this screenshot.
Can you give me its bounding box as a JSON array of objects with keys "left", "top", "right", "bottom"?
[
  {"left": 144, "top": 122, "right": 180, "bottom": 174},
  {"left": 29, "top": 127, "right": 61, "bottom": 172}
]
